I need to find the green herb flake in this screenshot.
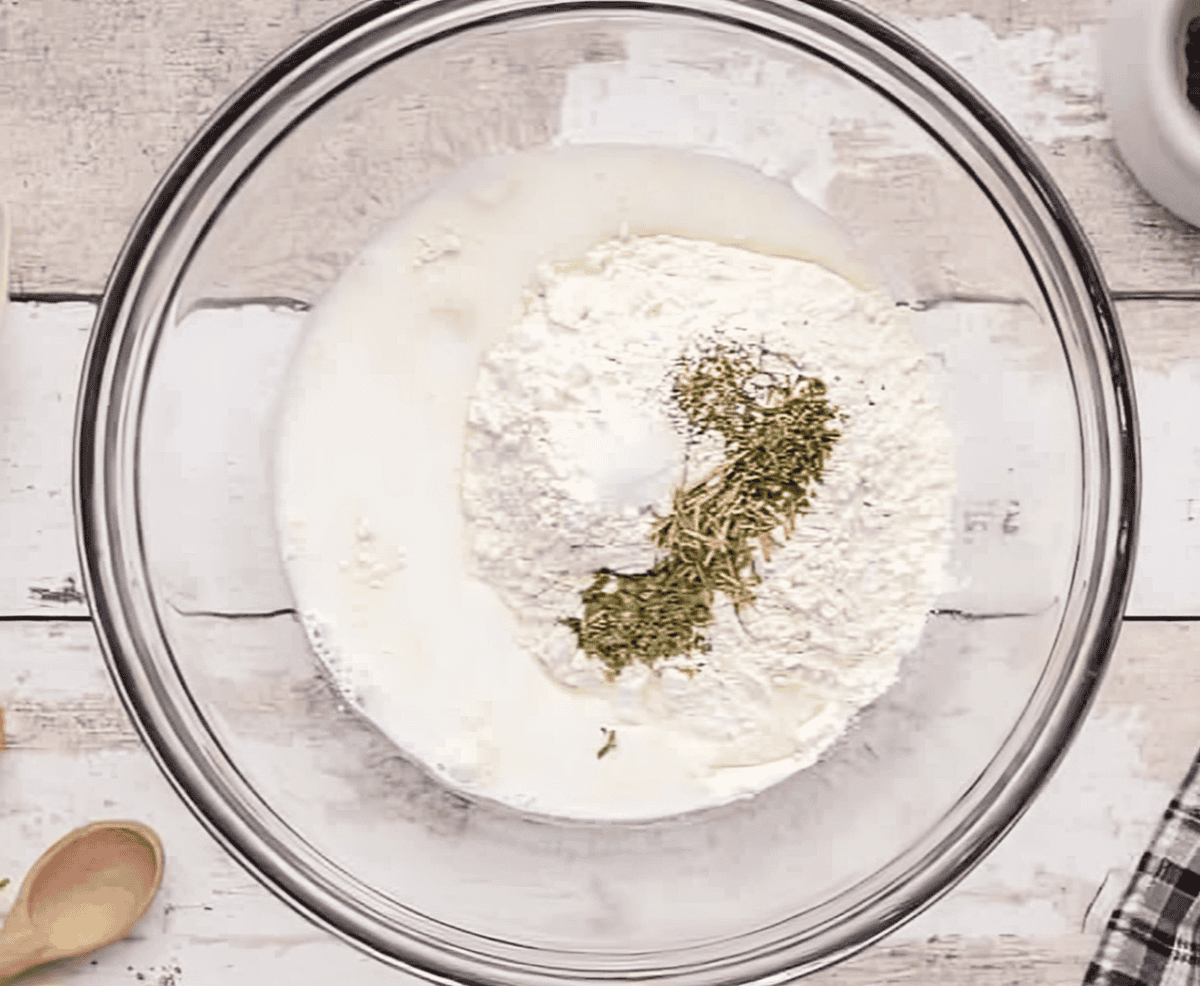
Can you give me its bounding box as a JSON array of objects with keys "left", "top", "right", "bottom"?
[
  {"left": 597, "top": 728, "right": 618, "bottom": 759},
  {"left": 0, "top": 878, "right": 9, "bottom": 890},
  {"left": 560, "top": 343, "right": 841, "bottom": 679}
]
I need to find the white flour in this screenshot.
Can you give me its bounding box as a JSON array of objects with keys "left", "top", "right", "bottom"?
[{"left": 462, "top": 234, "right": 956, "bottom": 770}]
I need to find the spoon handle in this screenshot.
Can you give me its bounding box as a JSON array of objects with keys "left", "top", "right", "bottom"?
[{"left": 0, "top": 926, "right": 49, "bottom": 983}]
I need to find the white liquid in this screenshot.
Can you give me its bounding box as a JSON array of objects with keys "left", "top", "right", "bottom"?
[{"left": 276, "top": 145, "right": 953, "bottom": 820}]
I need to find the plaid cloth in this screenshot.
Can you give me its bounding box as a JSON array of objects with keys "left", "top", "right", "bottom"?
[{"left": 1085, "top": 749, "right": 1200, "bottom": 986}]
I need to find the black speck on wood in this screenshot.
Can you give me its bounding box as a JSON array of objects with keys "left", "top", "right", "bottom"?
[{"left": 28, "top": 576, "right": 84, "bottom": 605}]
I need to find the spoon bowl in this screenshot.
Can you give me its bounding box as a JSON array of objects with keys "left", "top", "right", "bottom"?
[{"left": 0, "top": 821, "right": 164, "bottom": 982}]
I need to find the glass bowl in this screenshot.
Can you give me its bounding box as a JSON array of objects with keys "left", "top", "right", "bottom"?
[{"left": 75, "top": 0, "right": 1139, "bottom": 982}]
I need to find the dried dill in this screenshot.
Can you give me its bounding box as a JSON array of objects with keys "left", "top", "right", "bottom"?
[
  {"left": 559, "top": 342, "right": 842, "bottom": 679},
  {"left": 597, "top": 728, "right": 618, "bottom": 759}
]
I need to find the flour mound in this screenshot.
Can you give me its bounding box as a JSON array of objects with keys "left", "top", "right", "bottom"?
[{"left": 461, "top": 234, "right": 956, "bottom": 772}]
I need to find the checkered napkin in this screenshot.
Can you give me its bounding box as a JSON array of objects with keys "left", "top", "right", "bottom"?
[{"left": 1085, "top": 749, "right": 1200, "bottom": 986}]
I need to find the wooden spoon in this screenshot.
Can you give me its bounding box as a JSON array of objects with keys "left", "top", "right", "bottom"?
[{"left": 0, "top": 821, "right": 164, "bottom": 983}]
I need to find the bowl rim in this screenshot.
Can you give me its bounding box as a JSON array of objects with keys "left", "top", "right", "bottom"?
[{"left": 75, "top": 0, "right": 1139, "bottom": 982}]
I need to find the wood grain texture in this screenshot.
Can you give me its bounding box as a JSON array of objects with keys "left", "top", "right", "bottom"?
[
  {"left": 6, "top": 1, "right": 1200, "bottom": 980},
  {"left": 0, "top": 621, "right": 138, "bottom": 752},
  {"left": 1, "top": 0, "right": 348, "bottom": 295},
  {"left": 0, "top": 619, "right": 1192, "bottom": 984},
  {"left": 1123, "top": 301, "right": 1200, "bottom": 615},
  {"left": 1, "top": 202, "right": 10, "bottom": 330},
  {"left": 804, "top": 935, "right": 1098, "bottom": 985},
  {"left": 0, "top": 302, "right": 92, "bottom": 619},
  {"left": 4, "top": 0, "right": 1198, "bottom": 295},
  {"left": 1042, "top": 140, "right": 1200, "bottom": 293},
  {"left": 7, "top": 299, "right": 1197, "bottom": 618}
]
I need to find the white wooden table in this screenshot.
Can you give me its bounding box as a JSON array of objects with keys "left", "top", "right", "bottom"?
[{"left": 4, "top": 0, "right": 1200, "bottom": 982}]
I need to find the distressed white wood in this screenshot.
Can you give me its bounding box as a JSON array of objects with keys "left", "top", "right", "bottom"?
[
  {"left": 1, "top": 619, "right": 1193, "bottom": 984},
  {"left": 7, "top": 0, "right": 1200, "bottom": 981},
  {"left": 2, "top": 301, "right": 1199, "bottom": 977},
  {"left": 6, "top": 296, "right": 1198, "bottom": 618},
  {"left": 1, "top": 203, "right": 10, "bottom": 333},
  {"left": 2, "top": 0, "right": 1198, "bottom": 295},
  {"left": 0, "top": 303, "right": 92, "bottom": 619}
]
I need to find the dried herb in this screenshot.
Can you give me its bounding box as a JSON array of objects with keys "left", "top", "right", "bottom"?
[
  {"left": 597, "top": 728, "right": 617, "bottom": 759},
  {"left": 560, "top": 343, "right": 841, "bottom": 679},
  {"left": 0, "top": 878, "right": 9, "bottom": 890}
]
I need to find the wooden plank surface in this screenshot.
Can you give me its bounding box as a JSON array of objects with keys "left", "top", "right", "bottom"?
[
  {"left": 7, "top": 0, "right": 1200, "bottom": 983},
  {"left": 0, "top": 290, "right": 1197, "bottom": 979},
  {"left": 3, "top": 0, "right": 1199, "bottom": 295},
  {"left": 0, "top": 303, "right": 91, "bottom": 619},
  {"left": 6, "top": 298, "right": 1197, "bottom": 619},
  {"left": 2, "top": 618, "right": 1195, "bottom": 984}
]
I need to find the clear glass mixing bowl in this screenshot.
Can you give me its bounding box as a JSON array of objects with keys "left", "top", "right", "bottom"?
[{"left": 76, "top": 0, "right": 1139, "bottom": 982}]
